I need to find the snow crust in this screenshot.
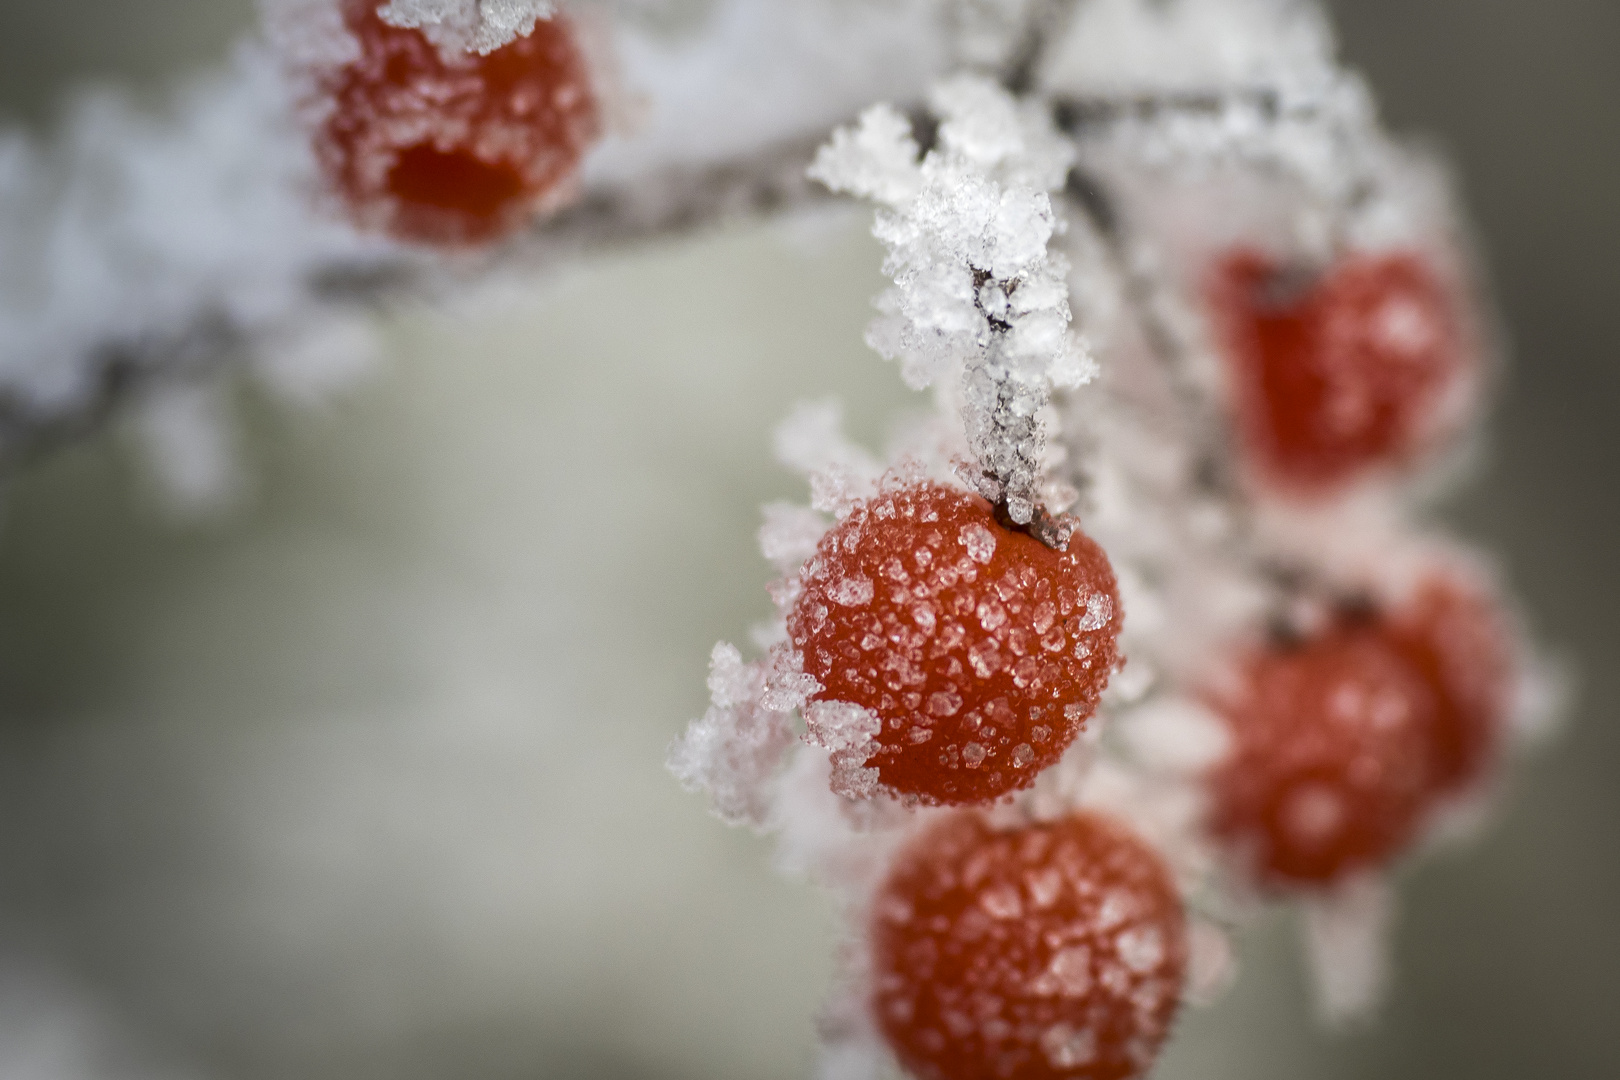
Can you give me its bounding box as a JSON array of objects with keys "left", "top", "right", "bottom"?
[
  {"left": 1039, "top": 0, "right": 1338, "bottom": 97},
  {"left": 583, "top": 0, "right": 952, "bottom": 184}
]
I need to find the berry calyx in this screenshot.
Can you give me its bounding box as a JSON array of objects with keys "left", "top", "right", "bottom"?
[
  {"left": 315, "top": 2, "right": 600, "bottom": 246},
  {"left": 1207, "top": 249, "right": 1468, "bottom": 492},
  {"left": 871, "top": 810, "right": 1188, "bottom": 1080},
  {"left": 787, "top": 481, "right": 1123, "bottom": 806},
  {"left": 1206, "top": 611, "right": 1440, "bottom": 887}
]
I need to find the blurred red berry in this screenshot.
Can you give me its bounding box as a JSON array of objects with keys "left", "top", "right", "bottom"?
[
  {"left": 872, "top": 810, "right": 1187, "bottom": 1080},
  {"left": 316, "top": 1, "right": 600, "bottom": 245},
  {"left": 1388, "top": 572, "right": 1516, "bottom": 797},
  {"left": 787, "top": 482, "right": 1122, "bottom": 806},
  {"left": 1206, "top": 613, "right": 1439, "bottom": 887},
  {"left": 1208, "top": 249, "right": 1468, "bottom": 492}
]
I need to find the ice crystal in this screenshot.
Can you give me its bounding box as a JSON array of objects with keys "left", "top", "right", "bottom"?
[
  {"left": 666, "top": 642, "right": 796, "bottom": 829},
  {"left": 376, "top": 0, "right": 557, "bottom": 55},
  {"left": 811, "top": 75, "right": 1094, "bottom": 524}
]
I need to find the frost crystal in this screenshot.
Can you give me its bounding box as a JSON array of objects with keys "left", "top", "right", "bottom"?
[
  {"left": 667, "top": 642, "right": 796, "bottom": 828},
  {"left": 1302, "top": 875, "right": 1393, "bottom": 1027},
  {"left": 803, "top": 700, "right": 883, "bottom": 799},
  {"left": 376, "top": 0, "right": 557, "bottom": 55},
  {"left": 811, "top": 75, "right": 1095, "bottom": 523}
]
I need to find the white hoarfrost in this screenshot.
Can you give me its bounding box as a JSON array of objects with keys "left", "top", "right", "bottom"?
[
  {"left": 377, "top": 0, "right": 556, "bottom": 55},
  {"left": 0, "top": 44, "right": 381, "bottom": 428},
  {"left": 666, "top": 642, "right": 797, "bottom": 829},
  {"left": 811, "top": 75, "right": 1093, "bottom": 524}
]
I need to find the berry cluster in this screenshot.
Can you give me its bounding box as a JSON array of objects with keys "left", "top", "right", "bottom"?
[
  {"left": 1198, "top": 245, "right": 1515, "bottom": 891},
  {"left": 664, "top": 10, "right": 1542, "bottom": 1075}
]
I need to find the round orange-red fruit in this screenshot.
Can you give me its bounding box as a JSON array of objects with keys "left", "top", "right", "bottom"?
[
  {"left": 1206, "top": 611, "right": 1440, "bottom": 887},
  {"left": 1207, "top": 249, "right": 1469, "bottom": 492},
  {"left": 787, "top": 481, "right": 1123, "bottom": 806},
  {"left": 315, "top": 1, "right": 600, "bottom": 245},
  {"left": 871, "top": 810, "right": 1188, "bottom": 1080}
]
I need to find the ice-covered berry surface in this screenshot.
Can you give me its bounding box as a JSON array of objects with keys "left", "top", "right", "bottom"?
[
  {"left": 1385, "top": 572, "right": 1515, "bottom": 798},
  {"left": 790, "top": 480, "right": 1122, "bottom": 806},
  {"left": 871, "top": 810, "right": 1187, "bottom": 1080}
]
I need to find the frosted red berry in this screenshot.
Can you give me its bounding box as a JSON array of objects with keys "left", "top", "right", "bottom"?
[
  {"left": 787, "top": 481, "right": 1123, "bottom": 806},
  {"left": 315, "top": 2, "right": 600, "bottom": 245},
  {"left": 1206, "top": 614, "right": 1440, "bottom": 887},
  {"left": 1388, "top": 573, "right": 1515, "bottom": 797},
  {"left": 1207, "top": 249, "right": 1467, "bottom": 492},
  {"left": 872, "top": 810, "right": 1188, "bottom": 1080}
]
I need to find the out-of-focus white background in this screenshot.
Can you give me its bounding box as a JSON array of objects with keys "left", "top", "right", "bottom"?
[{"left": 0, "top": 3, "right": 1616, "bottom": 1079}]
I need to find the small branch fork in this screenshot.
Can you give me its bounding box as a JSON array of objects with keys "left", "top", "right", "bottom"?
[{"left": 0, "top": 83, "right": 1300, "bottom": 471}]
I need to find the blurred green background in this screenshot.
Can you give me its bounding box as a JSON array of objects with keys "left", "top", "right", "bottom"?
[{"left": 0, "top": 1, "right": 1615, "bottom": 1078}]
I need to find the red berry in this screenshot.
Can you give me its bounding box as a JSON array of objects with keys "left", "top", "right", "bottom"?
[
  {"left": 1206, "top": 614, "right": 1442, "bottom": 887},
  {"left": 315, "top": 2, "right": 600, "bottom": 245},
  {"left": 1207, "top": 249, "right": 1467, "bottom": 491},
  {"left": 871, "top": 810, "right": 1188, "bottom": 1080},
  {"left": 1207, "top": 607, "right": 1454, "bottom": 887},
  {"left": 1388, "top": 573, "right": 1515, "bottom": 797},
  {"left": 787, "top": 482, "right": 1123, "bottom": 806}
]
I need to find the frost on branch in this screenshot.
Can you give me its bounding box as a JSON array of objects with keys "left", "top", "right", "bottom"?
[
  {"left": 377, "top": 0, "right": 556, "bottom": 55},
  {"left": 811, "top": 76, "right": 1095, "bottom": 526}
]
